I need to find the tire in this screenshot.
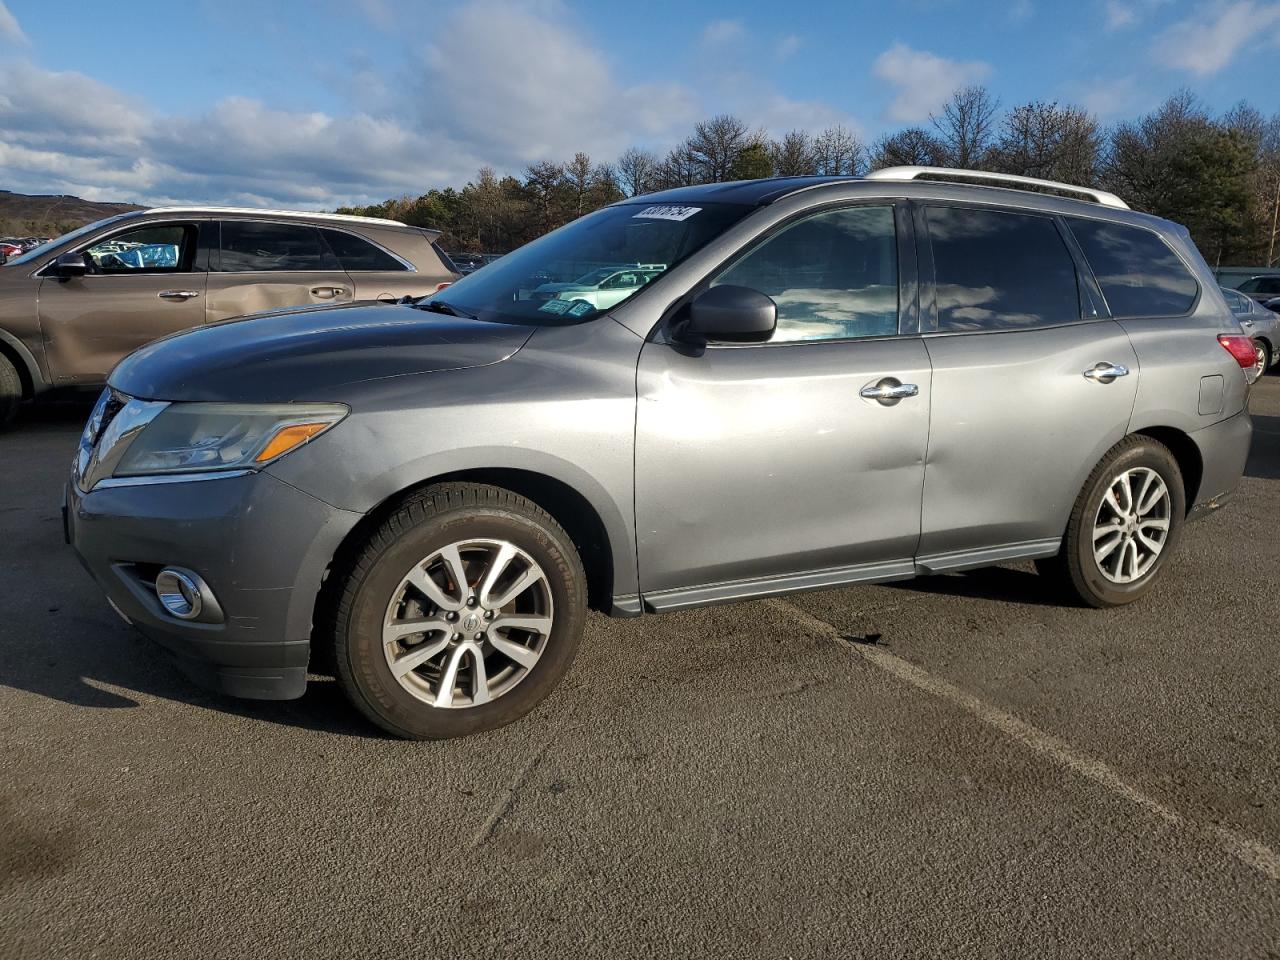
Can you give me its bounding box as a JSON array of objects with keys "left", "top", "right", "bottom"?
[
  {"left": 1259, "top": 340, "right": 1273, "bottom": 376},
  {"left": 326, "top": 483, "right": 587, "bottom": 740},
  {"left": 1036, "top": 435, "right": 1186, "bottom": 609},
  {"left": 0, "top": 354, "right": 21, "bottom": 427},
  {"left": 1252, "top": 341, "right": 1269, "bottom": 381}
]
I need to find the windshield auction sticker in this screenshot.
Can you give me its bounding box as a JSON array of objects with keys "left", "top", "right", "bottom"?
[{"left": 632, "top": 205, "right": 701, "bottom": 221}]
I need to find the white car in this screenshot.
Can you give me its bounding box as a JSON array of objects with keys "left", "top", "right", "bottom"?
[{"left": 532, "top": 265, "right": 666, "bottom": 311}]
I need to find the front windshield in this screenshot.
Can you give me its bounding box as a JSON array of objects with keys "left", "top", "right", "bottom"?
[
  {"left": 4, "top": 214, "right": 132, "bottom": 268},
  {"left": 425, "top": 201, "right": 752, "bottom": 325}
]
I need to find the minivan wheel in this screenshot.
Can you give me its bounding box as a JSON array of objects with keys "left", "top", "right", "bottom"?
[
  {"left": 1037, "top": 435, "right": 1185, "bottom": 609},
  {"left": 327, "top": 483, "right": 587, "bottom": 740},
  {"left": 0, "top": 355, "right": 21, "bottom": 426}
]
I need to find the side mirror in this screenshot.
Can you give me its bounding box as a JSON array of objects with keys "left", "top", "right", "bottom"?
[
  {"left": 51, "top": 252, "right": 88, "bottom": 278},
  {"left": 678, "top": 285, "right": 776, "bottom": 344}
]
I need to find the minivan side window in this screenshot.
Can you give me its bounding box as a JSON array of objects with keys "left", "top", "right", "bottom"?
[
  {"left": 319, "top": 228, "right": 407, "bottom": 272},
  {"left": 84, "top": 224, "right": 195, "bottom": 274},
  {"left": 217, "top": 221, "right": 340, "bottom": 272},
  {"left": 926, "top": 206, "right": 1080, "bottom": 332},
  {"left": 1066, "top": 217, "right": 1198, "bottom": 317},
  {"left": 1238, "top": 276, "right": 1280, "bottom": 296},
  {"left": 713, "top": 205, "right": 898, "bottom": 343}
]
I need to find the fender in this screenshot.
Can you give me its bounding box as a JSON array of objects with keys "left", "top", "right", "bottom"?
[{"left": 0, "top": 327, "right": 47, "bottom": 395}]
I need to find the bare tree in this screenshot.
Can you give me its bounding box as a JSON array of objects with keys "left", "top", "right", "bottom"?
[
  {"left": 868, "top": 128, "right": 950, "bottom": 170},
  {"left": 813, "top": 125, "right": 864, "bottom": 176},
  {"left": 616, "top": 147, "right": 660, "bottom": 197},
  {"left": 685, "top": 114, "right": 752, "bottom": 182},
  {"left": 655, "top": 145, "right": 700, "bottom": 189},
  {"left": 770, "top": 130, "right": 817, "bottom": 177},
  {"left": 991, "top": 101, "right": 1102, "bottom": 185},
  {"left": 931, "top": 85, "right": 999, "bottom": 168},
  {"left": 564, "top": 152, "right": 595, "bottom": 216}
]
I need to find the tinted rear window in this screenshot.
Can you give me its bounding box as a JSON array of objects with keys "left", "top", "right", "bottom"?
[
  {"left": 320, "top": 228, "right": 406, "bottom": 272},
  {"left": 218, "top": 221, "right": 339, "bottom": 272},
  {"left": 1067, "top": 218, "right": 1198, "bottom": 317},
  {"left": 927, "top": 206, "right": 1080, "bottom": 332}
]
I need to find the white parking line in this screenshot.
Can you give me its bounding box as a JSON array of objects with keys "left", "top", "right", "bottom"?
[{"left": 767, "top": 597, "right": 1280, "bottom": 883}]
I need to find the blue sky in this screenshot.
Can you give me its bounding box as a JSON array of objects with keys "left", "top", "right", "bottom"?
[{"left": 1, "top": 0, "right": 1278, "bottom": 208}]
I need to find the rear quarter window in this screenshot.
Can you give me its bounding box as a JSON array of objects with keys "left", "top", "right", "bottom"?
[{"left": 1066, "top": 218, "right": 1198, "bottom": 318}]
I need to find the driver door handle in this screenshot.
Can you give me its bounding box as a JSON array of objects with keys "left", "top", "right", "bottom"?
[
  {"left": 1083, "top": 361, "right": 1130, "bottom": 384},
  {"left": 158, "top": 290, "right": 200, "bottom": 301},
  {"left": 860, "top": 378, "right": 919, "bottom": 406},
  {"left": 311, "top": 285, "right": 347, "bottom": 299}
]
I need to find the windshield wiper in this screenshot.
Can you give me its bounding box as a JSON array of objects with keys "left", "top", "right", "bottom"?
[{"left": 415, "top": 299, "right": 479, "bottom": 321}]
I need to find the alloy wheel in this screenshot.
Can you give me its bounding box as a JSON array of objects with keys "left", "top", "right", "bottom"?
[
  {"left": 1092, "top": 467, "right": 1172, "bottom": 584},
  {"left": 382, "top": 538, "right": 554, "bottom": 708}
]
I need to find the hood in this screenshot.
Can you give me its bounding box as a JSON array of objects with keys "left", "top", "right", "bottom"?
[{"left": 109, "top": 301, "right": 534, "bottom": 402}]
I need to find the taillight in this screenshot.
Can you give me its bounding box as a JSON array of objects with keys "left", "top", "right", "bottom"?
[
  {"left": 434, "top": 281, "right": 452, "bottom": 292},
  {"left": 1218, "top": 334, "right": 1257, "bottom": 370}
]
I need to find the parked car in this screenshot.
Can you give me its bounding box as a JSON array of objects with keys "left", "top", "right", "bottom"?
[
  {"left": 1235, "top": 274, "right": 1280, "bottom": 304},
  {"left": 67, "top": 168, "right": 1253, "bottom": 739},
  {"left": 1221, "top": 285, "right": 1278, "bottom": 377},
  {"left": 0, "top": 208, "right": 458, "bottom": 423},
  {"left": 531, "top": 265, "right": 667, "bottom": 311},
  {"left": 0, "top": 241, "right": 21, "bottom": 261}
]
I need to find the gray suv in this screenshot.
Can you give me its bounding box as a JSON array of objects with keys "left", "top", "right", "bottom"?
[
  {"left": 0, "top": 207, "right": 457, "bottom": 423},
  {"left": 66, "top": 168, "right": 1255, "bottom": 739}
]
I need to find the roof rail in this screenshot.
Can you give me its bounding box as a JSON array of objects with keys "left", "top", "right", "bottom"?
[
  {"left": 142, "top": 205, "right": 409, "bottom": 227},
  {"left": 864, "top": 166, "right": 1129, "bottom": 210}
]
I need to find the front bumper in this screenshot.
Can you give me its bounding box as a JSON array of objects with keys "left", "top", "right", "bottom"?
[{"left": 67, "top": 470, "right": 362, "bottom": 700}]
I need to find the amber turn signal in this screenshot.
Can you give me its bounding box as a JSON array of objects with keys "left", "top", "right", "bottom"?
[{"left": 255, "top": 422, "right": 332, "bottom": 462}]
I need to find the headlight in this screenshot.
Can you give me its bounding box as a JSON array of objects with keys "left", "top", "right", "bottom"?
[{"left": 113, "top": 402, "right": 348, "bottom": 477}]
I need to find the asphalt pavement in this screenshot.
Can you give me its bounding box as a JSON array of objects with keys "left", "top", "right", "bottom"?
[{"left": 1, "top": 379, "right": 1278, "bottom": 959}]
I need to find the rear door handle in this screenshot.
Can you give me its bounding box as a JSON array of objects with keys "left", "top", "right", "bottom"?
[
  {"left": 860, "top": 377, "right": 919, "bottom": 406},
  {"left": 158, "top": 290, "right": 200, "bottom": 301},
  {"left": 1083, "top": 362, "right": 1130, "bottom": 384},
  {"left": 311, "top": 286, "right": 347, "bottom": 299}
]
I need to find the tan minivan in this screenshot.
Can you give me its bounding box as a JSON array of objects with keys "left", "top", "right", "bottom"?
[{"left": 0, "top": 207, "right": 457, "bottom": 423}]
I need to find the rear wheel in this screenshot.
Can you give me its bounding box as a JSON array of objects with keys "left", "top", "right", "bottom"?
[
  {"left": 0, "top": 354, "right": 21, "bottom": 426},
  {"left": 1252, "top": 340, "right": 1269, "bottom": 380},
  {"left": 1037, "top": 436, "right": 1185, "bottom": 608},
  {"left": 327, "top": 483, "right": 587, "bottom": 739}
]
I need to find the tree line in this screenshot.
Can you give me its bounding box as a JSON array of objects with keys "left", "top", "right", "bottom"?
[{"left": 338, "top": 89, "right": 1280, "bottom": 268}]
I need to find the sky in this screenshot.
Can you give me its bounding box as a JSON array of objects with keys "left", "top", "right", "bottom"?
[{"left": 0, "top": 0, "right": 1278, "bottom": 209}]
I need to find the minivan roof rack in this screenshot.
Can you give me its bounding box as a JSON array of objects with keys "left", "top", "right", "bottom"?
[
  {"left": 864, "top": 166, "right": 1129, "bottom": 210},
  {"left": 142, "top": 206, "right": 409, "bottom": 227}
]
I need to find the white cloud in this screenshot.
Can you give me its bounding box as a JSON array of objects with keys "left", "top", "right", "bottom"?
[
  {"left": 1153, "top": 1, "right": 1280, "bottom": 75},
  {"left": 1071, "top": 75, "right": 1146, "bottom": 119},
  {"left": 872, "top": 43, "right": 991, "bottom": 122},
  {"left": 0, "top": 1, "right": 26, "bottom": 44},
  {"left": 776, "top": 34, "right": 803, "bottom": 61},
  {"left": 700, "top": 19, "right": 746, "bottom": 47},
  {"left": 1104, "top": 1, "right": 1137, "bottom": 29}
]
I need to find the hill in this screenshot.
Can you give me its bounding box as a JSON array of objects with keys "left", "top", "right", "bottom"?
[{"left": 0, "top": 190, "right": 144, "bottom": 238}]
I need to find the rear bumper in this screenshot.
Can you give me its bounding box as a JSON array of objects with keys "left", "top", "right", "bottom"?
[
  {"left": 67, "top": 471, "right": 362, "bottom": 700},
  {"left": 1186, "top": 409, "right": 1252, "bottom": 521}
]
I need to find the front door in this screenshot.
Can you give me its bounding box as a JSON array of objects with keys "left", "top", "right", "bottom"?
[
  {"left": 205, "top": 219, "right": 354, "bottom": 321},
  {"left": 38, "top": 221, "right": 207, "bottom": 383},
  {"left": 635, "top": 203, "right": 931, "bottom": 607},
  {"left": 914, "top": 203, "right": 1140, "bottom": 564}
]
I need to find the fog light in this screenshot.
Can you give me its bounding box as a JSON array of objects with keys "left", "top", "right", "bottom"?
[{"left": 155, "top": 568, "right": 204, "bottom": 621}]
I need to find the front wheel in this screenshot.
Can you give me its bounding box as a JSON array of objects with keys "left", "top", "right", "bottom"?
[
  {"left": 1037, "top": 436, "right": 1185, "bottom": 608},
  {"left": 0, "top": 354, "right": 21, "bottom": 427},
  {"left": 327, "top": 483, "right": 587, "bottom": 739}
]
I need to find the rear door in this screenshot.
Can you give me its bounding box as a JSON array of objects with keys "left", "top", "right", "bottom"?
[
  {"left": 205, "top": 219, "right": 354, "bottom": 321},
  {"left": 635, "top": 203, "right": 932, "bottom": 605},
  {"left": 38, "top": 220, "right": 208, "bottom": 384},
  {"left": 915, "top": 202, "right": 1139, "bottom": 568},
  {"left": 319, "top": 226, "right": 450, "bottom": 301}
]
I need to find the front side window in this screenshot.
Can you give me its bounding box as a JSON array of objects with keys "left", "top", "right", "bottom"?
[
  {"left": 217, "top": 221, "right": 339, "bottom": 272},
  {"left": 1066, "top": 217, "right": 1198, "bottom": 317},
  {"left": 320, "top": 228, "right": 407, "bottom": 272},
  {"left": 713, "top": 205, "right": 899, "bottom": 342},
  {"left": 928, "top": 206, "right": 1080, "bottom": 332},
  {"left": 84, "top": 224, "right": 194, "bottom": 274},
  {"left": 1241, "top": 276, "right": 1280, "bottom": 296},
  {"left": 418, "top": 201, "right": 753, "bottom": 326}
]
